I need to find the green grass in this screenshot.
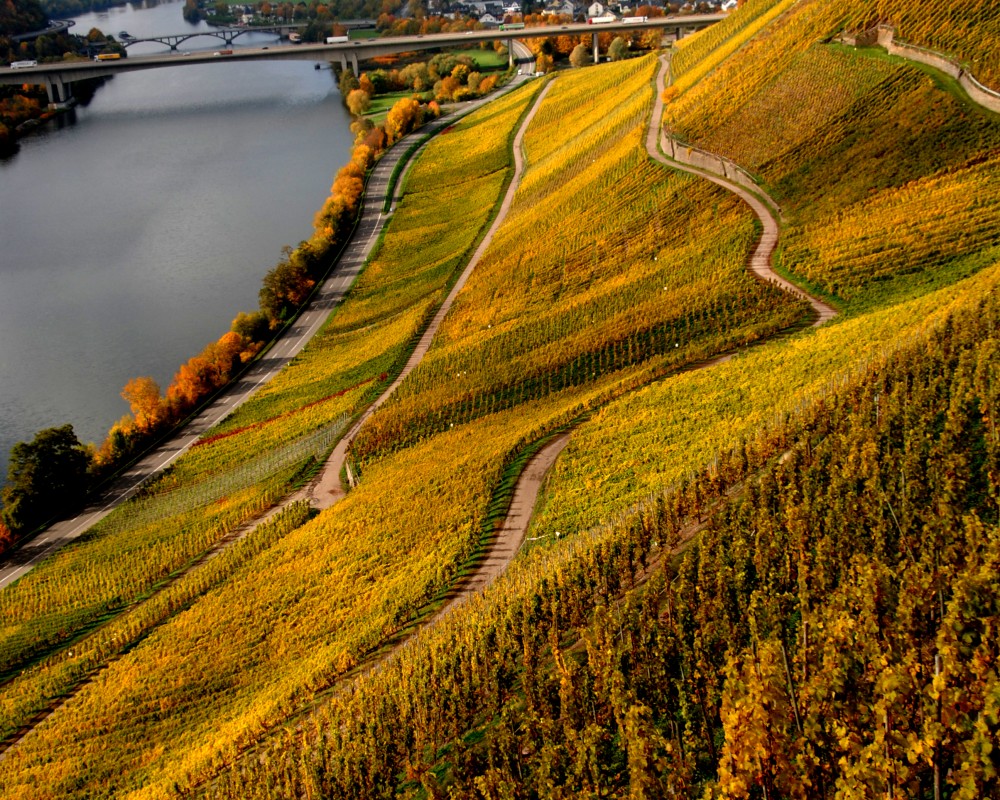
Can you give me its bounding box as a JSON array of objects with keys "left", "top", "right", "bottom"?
[
  {"left": 364, "top": 89, "right": 418, "bottom": 121},
  {"left": 448, "top": 47, "right": 509, "bottom": 70}
]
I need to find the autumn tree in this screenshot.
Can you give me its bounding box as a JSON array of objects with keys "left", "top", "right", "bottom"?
[
  {"left": 338, "top": 68, "right": 360, "bottom": 97},
  {"left": 385, "top": 96, "right": 421, "bottom": 144},
  {"left": 121, "top": 376, "right": 166, "bottom": 434},
  {"left": 346, "top": 88, "right": 371, "bottom": 116},
  {"left": 435, "top": 75, "right": 461, "bottom": 102},
  {"left": 1, "top": 424, "right": 91, "bottom": 534},
  {"left": 570, "top": 42, "right": 590, "bottom": 67},
  {"left": 259, "top": 248, "right": 316, "bottom": 325},
  {"left": 231, "top": 310, "right": 270, "bottom": 344},
  {"left": 608, "top": 36, "right": 628, "bottom": 61},
  {"left": 535, "top": 52, "right": 554, "bottom": 74}
]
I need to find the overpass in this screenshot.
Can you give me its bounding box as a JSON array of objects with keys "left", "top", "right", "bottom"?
[
  {"left": 0, "top": 14, "right": 723, "bottom": 108},
  {"left": 10, "top": 18, "right": 75, "bottom": 42}
]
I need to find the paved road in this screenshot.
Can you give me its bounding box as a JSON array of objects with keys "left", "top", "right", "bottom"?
[{"left": 0, "top": 77, "right": 533, "bottom": 592}]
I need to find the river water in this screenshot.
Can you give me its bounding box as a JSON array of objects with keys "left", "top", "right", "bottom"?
[{"left": 0, "top": 0, "right": 353, "bottom": 478}]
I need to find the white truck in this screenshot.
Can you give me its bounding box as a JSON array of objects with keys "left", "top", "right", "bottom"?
[
  {"left": 326, "top": 35, "right": 349, "bottom": 43},
  {"left": 10, "top": 60, "right": 39, "bottom": 69}
]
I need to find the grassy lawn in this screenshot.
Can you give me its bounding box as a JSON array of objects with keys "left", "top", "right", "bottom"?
[
  {"left": 362, "top": 89, "right": 425, "bottom": 124},
  {"left": 448, "top": 47, "right": 509, "bottom": 70}
]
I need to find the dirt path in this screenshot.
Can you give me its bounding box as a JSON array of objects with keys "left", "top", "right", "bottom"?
[
  {"left": 648, "top": 55, "right": 837, "bottom": 326},
  {"left": 306, "top": 80, "right": 555, "bottom": 510}
]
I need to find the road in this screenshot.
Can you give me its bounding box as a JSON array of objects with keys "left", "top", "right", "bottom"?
[
  {"left": 0, "top": 15, "right": 723, "bottom": 87},
  {"left": 0, "top": 76, "right": 533, "bottom": 591}
]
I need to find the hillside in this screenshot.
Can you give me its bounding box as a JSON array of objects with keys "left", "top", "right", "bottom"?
[
  {"left": 1, "top": 0, "right": 999, "bottom": 796},
  {"left": 0, "top": 0, "right": 46, "bottom": 38}
]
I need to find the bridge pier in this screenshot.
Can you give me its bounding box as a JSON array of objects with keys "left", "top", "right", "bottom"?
[
  {"left": 338, "top": 52, "right": 359, "bottom": 77},
  {"left": 44, "top": 75, "right": 73, "bottom": 109},
  {"left": 508, "top": 38, "right": 514, "bottom": 69},
  {"left": 592, "top": 31, "right": 599, "bottom": 64}
]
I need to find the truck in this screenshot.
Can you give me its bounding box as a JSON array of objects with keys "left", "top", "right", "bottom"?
[
  {"left": 10, "top": 60, "right": 38, "bottom": 69},
  {"left": 326, "top": 35, "right": 349, "bottom": 43},
  {"left": 213, "top": 49, "right": 234, "bottom": 55},
  {"left": 622, "top": 15, "right": 648, "bottom": 23},
  {"left": 498, "top": 22, "right": 525, "bottom": 30},
  {"left": 588, "top": 14, "right": 616, "bottom": 23},
  {"left": 94, "top": 52, "right": 123, "bottom": 61}
]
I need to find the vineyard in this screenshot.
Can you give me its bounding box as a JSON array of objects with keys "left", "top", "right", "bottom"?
[
  {"left": 192, "top": 0, "right": 1000, "bottom": 796},
  {"left": 3, "top": 0, "right": 1000, "bottom": 795},
  {"left": 201, "top": 262, "right": 1000, "bottom": 798},
  {"left": 349, "top": 55, "right": 807, "bottom": 467},
  {"left": 664, "top": 10, "right": 1000, "bottom": 314}
]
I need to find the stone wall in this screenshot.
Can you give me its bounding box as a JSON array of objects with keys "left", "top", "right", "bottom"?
[
  {"left": 877, "top": 25, "right": 1000, "bottom": 114},
  {"left": 660, "top": 134, "right": 772, "bottom": 202}
]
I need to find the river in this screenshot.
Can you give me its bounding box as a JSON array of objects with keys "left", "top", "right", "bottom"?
[{"left": 0, "top": 0, "right": 354, "bottom": 479}]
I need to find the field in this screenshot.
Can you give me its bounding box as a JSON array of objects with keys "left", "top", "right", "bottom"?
[
  {"left": 4, "top": 0, "right": 1000, "bottom": 795},
  {"left": 193, "top": 0, "right": 1000, "bottom": 796},
  {"left": 351, "top": 55, "right": 806, "bottom": 467}
]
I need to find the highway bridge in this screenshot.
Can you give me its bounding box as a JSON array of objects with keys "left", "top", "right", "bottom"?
[{"left": 0, "top": 14, "right": 723, "bottom": 108}]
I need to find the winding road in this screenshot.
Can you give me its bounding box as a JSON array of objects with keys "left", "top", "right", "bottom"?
[{"left": 307, "top": 80, "right": 555, "bottom": 509}]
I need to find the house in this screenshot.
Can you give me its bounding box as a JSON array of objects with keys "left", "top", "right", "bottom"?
[
  {"left": 542, "top": 0, "right": 577, "bottom": 16},
  {"left": 587, "top": 2, "right": 607, "bottom": 17}
]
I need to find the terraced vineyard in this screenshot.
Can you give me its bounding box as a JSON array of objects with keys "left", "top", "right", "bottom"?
[
  {"left": 350, "top": 56, "right": 806, "bottom": 467},
  {"left": 3, "top": 0, "right": 1000, "bottom": 796},
  {"left": 194, "top": 0, "right": 1000, "bottom": 796}
]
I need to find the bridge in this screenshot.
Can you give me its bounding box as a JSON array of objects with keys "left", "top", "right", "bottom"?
[
  {"left": 117, "top": 20, "right": 375, "bottom": 51},
  {"left": 119, "top": 25, "right": 290, "bottom": 51},
  {"left": 10, "top": 18, "right": 75, "bottom": 42},
  {"left": 0, "top": 14, "right": 723, "bottom": 108}
]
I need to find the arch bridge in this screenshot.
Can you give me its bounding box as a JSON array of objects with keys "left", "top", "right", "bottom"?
[{"left": 120, "top": 25, "right": 291, "bottom": 51}]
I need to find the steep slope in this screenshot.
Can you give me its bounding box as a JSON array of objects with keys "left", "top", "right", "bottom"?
[{"left": 192, "top": 1, "right": 1000, "bottom": 797}]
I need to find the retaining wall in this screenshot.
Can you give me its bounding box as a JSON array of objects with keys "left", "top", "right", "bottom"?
[
  {"left": 876, "top": 25, "right": 1000, "bottom": 114},
  {"left": 660, "top": 133, "right": 771, "bottom": 201}
]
